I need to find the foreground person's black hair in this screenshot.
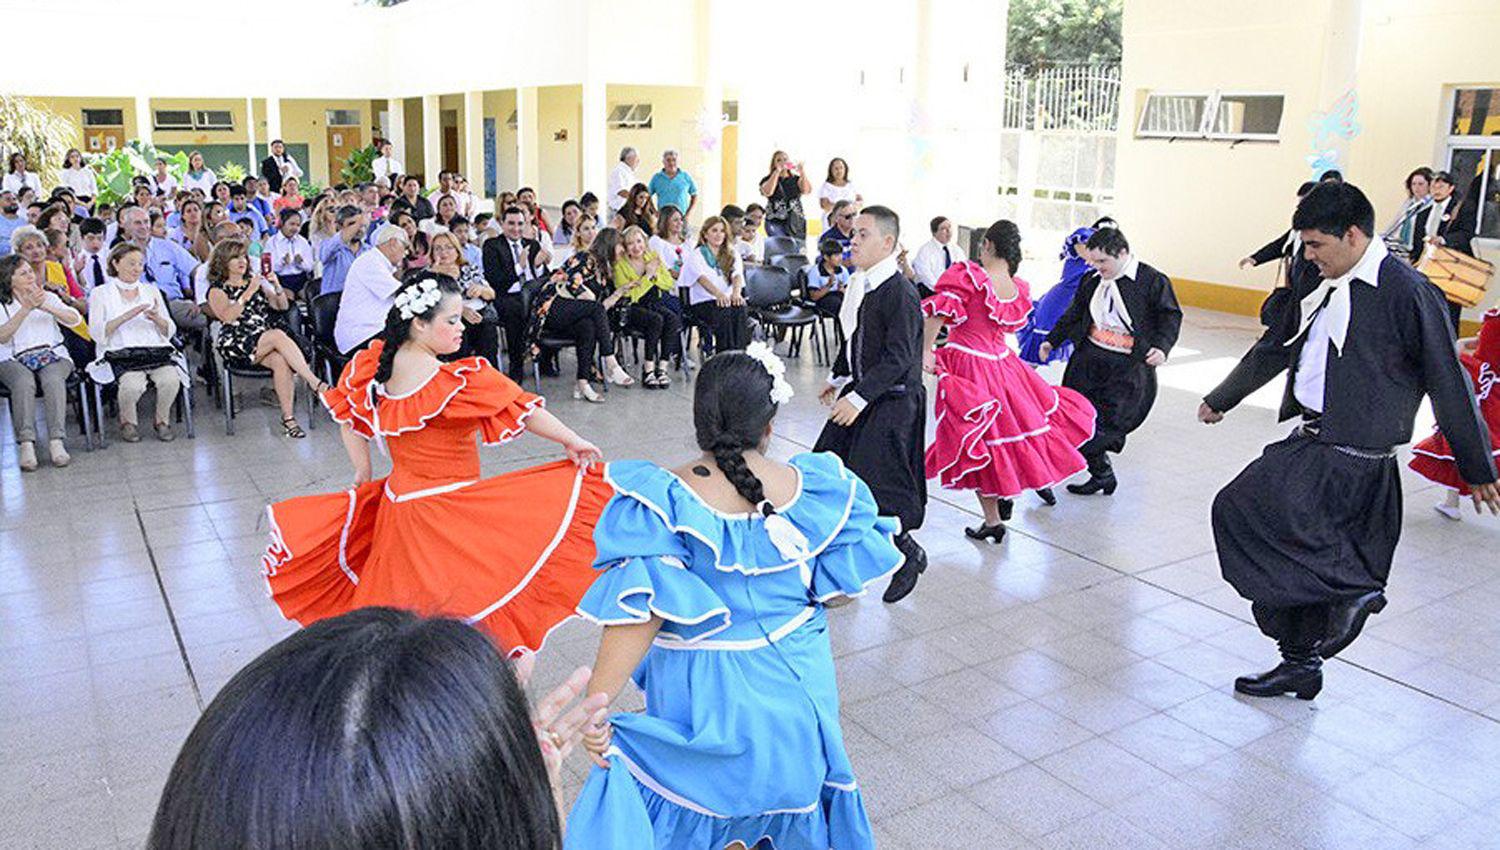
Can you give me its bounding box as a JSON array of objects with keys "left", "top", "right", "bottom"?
[{"left": 148, "top": 607, "right": 561, "bottom": 850}]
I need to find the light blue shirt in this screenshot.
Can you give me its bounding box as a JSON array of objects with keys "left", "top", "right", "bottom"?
[
  {"left": 648, "top": 169, "right": 697, "bottom": 215},
  {"left": 0, "top": 213, "right": 23, "bottom": 258},
  {"left": 227, "top": 204, "right": 268, "bottom": 236},
  {"left": 462, "top": 243, "right": 482, "bottom": 268},
  {"left": 143, "top": 237, "right": 200, "bottom": 301},
  {"left": 318, "top": 236, "right": 365, "bottom": 294},
  {"left": 806, "top": 262, "right": 850, "bottom": 293}
]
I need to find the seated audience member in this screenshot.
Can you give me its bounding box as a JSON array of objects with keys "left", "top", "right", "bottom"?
[
  {"left": 427, "top": 229, "right": 499, "bottom": 368},
  {"left": 424, "top": 194, "right": 461, "bottom": 235},
  {"left": 252, "top": 178, "right": 277, "bottom": 222},
  {"left": 273, "top": 177, "right": 305, "bottom": 213},
  {"left": 734, "top": 217, "right": 762, "bottom": 265},
  {"left": 205, "top": 240, "right": 325, "bottom": 438},
  {"left": 525, "top": 219, "right": 633, "bottom": 402},
  {"left": 307, "top": 196, "right": 340, "bottom": 251},
  {"left": 226, "top": 186, "right": 269, "bottom": 237},
  {"left": 482, "top": 205, "right": 551, "bottom": 381},
  {"left": 37, "top": 204, "right": 75, "bottom": 244},
  {"left": 719, "top": 204, "right": 745, "bottom": 238},
  {"left": 553, "top": 200, "right": 582, "bottom": 251},
  {"left": 334, "top": 224, "right": 408, "bottom": 354},
  {"left": 11, "top": 226, "right": 86, "bottom": 319},
  {"left": 150, "top": 211, "right": 169, "bottom": 240},
  {"left": 88, "top": 243, "right": 183, "bottom": 443},
  {"left": 911, "top": 215, "right": 967, "bottom": 297},
  {"left": 613, "top": 225, "right": 683, "bottom": 388},
  {"left": 148, "top": 607, "right": 606, "bottom": 850},
  {"left": 449, "top": 217, "right": 482, "bottom": 268},
  {"left": 517, "top": 187, "right": 552, "bottom": 236},
  {"left": 193, "top": 222, "right": 244, "bottom": 309},
  {"left": 0, "top": 190, "right": 25, "bottom": 258},
  {"left": 404, "top": 226, "right": 431, "bottom": 275},
  {"left": 612, "top": 183, "right": 656, "bottom": 234},
  {"left": 680, "top": 215, "right": 750, "bottom": 354},
  {"left": 649, "top": 205, "right": 690, "bottom": 284},
  {"left": 267, "top": 210, "right": 314, "bottom": 295},
  {"left": 805, "top": 237, "right": 850, "bottom": 318},
  {"left": 579, "top": 191, "right": 601, "bottom": 223},
  {"left": 317, "top": 206, "right": 368, "bottom": 295},
  {"left": 399, "top": 175, "right": 435, "bottom": 222},
  {"left": 744, "top": 202, "right": 768, "bottom": 260},
  {"left": 822, "top": 200, "right": 856, "bottom": 265},
  {"left": 203, "top": 201, "right": 228, "bottom": 230},
  {"left": 75, "top": 218, "right": 109, "bottom": 293},
  {"left": 450, "top": 174, "right": 478, "bottom": 218},
  {"left": 0, "top": 255, "right": 81, "bottom": 471},
  {"left": 168, "top": 199, "right": 213, "bottom": 265},
  {"left": 473, "top": 212, "right": 498, "bottom": 244}
]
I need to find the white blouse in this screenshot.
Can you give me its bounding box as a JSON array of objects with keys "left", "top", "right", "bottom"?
[
  {"left": 88, "top": 279, "right": 177, "bottom": 353},
  {"left": 60, "top": 166, "right": 98, "bottom": 199},
  {"left": 817, "top": 180, "right": 859, "bottom": 224},
  {"left": 182, "top": 170, "right": 218, "bottom": 195},
  {"left": 679, "top": 246, "right": 744, "bottom": 306},
  {"left": 0, "top": 292, "right": 76, "bottom": 361},
  {"left": 648, "top": 235, "right": 691, "bottom": 275}
]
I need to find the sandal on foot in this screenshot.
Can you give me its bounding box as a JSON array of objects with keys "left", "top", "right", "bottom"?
[{"left": 281, "top": 417, "right": 307, "bottom": 439}]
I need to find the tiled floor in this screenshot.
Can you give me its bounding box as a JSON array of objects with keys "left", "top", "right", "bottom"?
[{"left": 3, "top": 305, "right": 1499, "bottom": 849}]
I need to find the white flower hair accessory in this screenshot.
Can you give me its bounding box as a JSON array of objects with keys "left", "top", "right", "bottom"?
[
  {"left": 394, "top": 278, "right": 442, "bottom": 320},
  {"left": 745, "top": 341, "right": 794, "bottom": 405}
]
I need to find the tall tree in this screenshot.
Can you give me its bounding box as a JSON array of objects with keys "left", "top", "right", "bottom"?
[
  {"left": 0, "top": 95, "right": 75, "bottom": 189},
  {"left": 1007, "top": 0, "right": 1123, "bottom": 68}
]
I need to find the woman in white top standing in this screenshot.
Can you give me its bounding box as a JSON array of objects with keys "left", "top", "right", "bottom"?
[
  {"left": 0, "top": 255, "right": 80, "bottom": 470},
  {"left": 3, "top": 153, "right": 42, "bottom": 197},
  {"left": 88, "top": 243, "right": 183, "bottom": 443},
  {"left": 818, "top": 157, "right": 861, "bottom": 227},
  {"left": 182, "top": 151, "right": 218, "bottom": 196},
  {"left": 151, "top": 158, "right": 178, "bottom": 198},
  {"left": 59, "top": 149, "right": 98, "bottom": 201},
  {"left": 678, "top": 215, "right": 749, "bottom": 354}
]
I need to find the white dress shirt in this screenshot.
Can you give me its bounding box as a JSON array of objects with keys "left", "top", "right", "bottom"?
[
  {"left": 372, "top": 155, "right": 403, "bottom": 184},
  {"left": 269, "top": 154, "right": 304, "bottom": 181},
  {"left": 680, "top": 246, "right": 743, "bottom": 305},
  {"left": 607, "top": 162, "right": 637, "bottom": 212},
  {"left": 832, "top": 252, "right": 902, "bottom": 411},
  {"left": 2, "top": 172, "right": 41, "bottom": 195},
  {"left": 1292, "top": 237, "right": 1387, "bottom": 413},
  {"left": 267, "top": 232, "right": 315, "bottom": 277},
  {"left": 77, "top": 249, "right": 109, "bottom": 293},
  {"left": 182, "top": 170, "right": 217, "bottom": 195},
  {"left": 911, "top": 238, "right": 967, "bottom": 291},
  {"left": 60, "top": 166, "right": 98, "bottom": 198},
  {"left": 335, "top": 249, "right": 401, "bottom": 353}
]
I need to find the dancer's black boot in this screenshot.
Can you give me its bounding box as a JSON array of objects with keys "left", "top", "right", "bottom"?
[
  {"left": 883, "top": 532, "right": 927, "bottom": 603},
  {"left": 1236, "top": 606, "right": 1324, "bottom": 700},
  {"left": 1319, "top": 590, "right": 1387, "bottom": 659},
  {"left": 1066, "top": 454, "right": 1117, "bottom": 496}
]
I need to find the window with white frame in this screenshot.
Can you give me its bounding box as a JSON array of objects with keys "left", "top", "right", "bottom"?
[
  {"left": 606, "top": 103, "right": 653, "bottom": 130},
  {"left": 153, "top": 110, "right": 194, "bottom": 131},
  {"left": 1446, "top": 87, "right": 1500, "bottom": 240},
  {"left": 194, "top": 110, "right": 234, "bottom": 130},
  {"left": 1136, "top": 91, "right": 1284, "bottom": 141}
]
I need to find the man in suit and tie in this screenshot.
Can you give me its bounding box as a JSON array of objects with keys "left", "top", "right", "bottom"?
[
  {"left": 815, "top": 205, "right": 929, "bottom": 603},
  {"left": 259, "top": 140, "right": 303, "bottom": 195},
  {"left": 482, "top": 205, "right": 550, "bottom": 381},
  {"left": 1202, "top": 181, "right": 1498, "bottom": 700},
  {"left": 1410, "top": 170, "right": 1478, "bottom": 331}
]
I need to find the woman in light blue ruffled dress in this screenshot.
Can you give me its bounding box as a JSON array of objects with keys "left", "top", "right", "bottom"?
[{"left": 565, "top": 344, "right": 903, "bottom": 850}]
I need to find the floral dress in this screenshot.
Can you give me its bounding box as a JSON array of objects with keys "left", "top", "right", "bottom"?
[
  {"left": 211, "top": 277, "right": 275, "bottom": 369},
  {"left": 525, "top": 251, "right": 613, "bottom": 352}
]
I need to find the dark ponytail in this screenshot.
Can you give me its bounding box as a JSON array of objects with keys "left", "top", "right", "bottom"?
[
  {"left": 373, "top": 271, "right": 462, "bottom": 385},
  {"left": 694, "top": 352, "right": 779, "bottom": 514}
]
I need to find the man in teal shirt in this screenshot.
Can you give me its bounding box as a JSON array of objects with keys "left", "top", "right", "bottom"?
[{"left": 647, "top": 150, "right": 698, "bottom": 220}]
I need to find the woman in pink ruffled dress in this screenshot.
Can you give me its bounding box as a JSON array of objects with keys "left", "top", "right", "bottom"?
[{"left": 921, "top": 220, "right": 1097, "bottom": 541}]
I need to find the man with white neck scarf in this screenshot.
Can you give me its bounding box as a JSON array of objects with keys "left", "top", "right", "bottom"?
[
  {"left": 1038, "top": 225, "right": 1181, "bottom": 496},
  {"left": 1201, "top": 181, "right": 1498, "bottom": 701}
]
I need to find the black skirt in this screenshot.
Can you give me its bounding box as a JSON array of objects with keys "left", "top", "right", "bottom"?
[
  {"left": 1212, "top": 430, "right": 1402, "bottom": 608},
  {"left": 814, "top": 387, "right": 927, "bottom": 531},
  {"left": 1061, "top": 341, "right": 1157, "bottom": 457}
]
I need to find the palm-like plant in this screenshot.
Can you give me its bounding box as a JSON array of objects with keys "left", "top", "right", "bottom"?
[{"left": 0, "top": 95, "right": 76, "bottom": 190}]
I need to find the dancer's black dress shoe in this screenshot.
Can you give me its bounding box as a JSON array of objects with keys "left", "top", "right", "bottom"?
[
  {"left": 1065, "top": 472, "right": 1117, "bottom": 496},
  {"left": 1234, "top": 656, "right": 1323, "bottom": 700},
  {"left": 998, "top": 499, "right": 1014, "bottom": 521},
  {"left": 1318, "top": 590, "right": 1386, "bottom": 659},
  {"left": 1035, "top": 488, "right": 1057, "bottom": 506},
  {"left": 964, "top": 523, "right": 1006, "bottom": 543},
  {"left": 883, "top": 535, "right": 927, "bottom": 603}
]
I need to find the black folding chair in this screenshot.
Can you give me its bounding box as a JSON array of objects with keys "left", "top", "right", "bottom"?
[{"left": 743, "top": 266, "right": 824, "bottom": 364}]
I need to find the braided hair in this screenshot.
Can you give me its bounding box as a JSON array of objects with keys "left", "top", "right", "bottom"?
[
  {"left": 373, "top": 271, "right": 462, "bottom": 385},
  {"left": 694, "top": 351, "right": 779, "bottom": 515}
]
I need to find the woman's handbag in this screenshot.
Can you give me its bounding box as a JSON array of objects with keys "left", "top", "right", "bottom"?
[{"left": 103, "top": 345, "right": 177, "bottom": 374}]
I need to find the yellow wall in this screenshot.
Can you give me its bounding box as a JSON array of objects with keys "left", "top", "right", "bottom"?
[
  {"left": 1116, "top": 0, "right": 1500, "bottom": 321},
  {"left": 279, "top": 99, "right": 371, "bottom": 186},
  {"left": 604, "top": 84, "right": 711, "bottom": 223},
  {"left": 538, "top": 86, "right": 582, "bottom": 199},
  {"left": 30, "top": 96, "right": 141, "bottom": 151},
  {"left": 483, "top": 90, "right": 519, "bottom": 194},
  {"left": 402, "top": 97, "right": 426, "bottom": 182}
]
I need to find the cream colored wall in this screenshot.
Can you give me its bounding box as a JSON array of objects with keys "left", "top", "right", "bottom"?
[
  {"left": 604, "top": 85, "right": 710, "bottom": 222},
  {"left": 403, "top": 98, "right": 426, "bottom": 183},
  {"left": 279, "top": 99, "right": 372, "bottom": 186},
  {"left": 26, "top": 97, "right": 136, "bottom": 150},
  {"left": 538, "top": 87, "right": 583, "bottom": 200},
  {"left": 1116, "top": 0, "right": 1500, "bottom": 318}
]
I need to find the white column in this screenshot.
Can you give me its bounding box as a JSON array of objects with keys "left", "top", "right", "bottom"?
[
  {"left": 581, "top": 80, "right": 607, "bottom": 202},
  {"left": 1313, "top": 0, "right": 1365, "bottom": 178},
  {"left": 134, "top": 95, "right": 153, "bottom": 146},
  {"left": 246, "top": 97, "right": 258, "bottom": 174},
  {"left": 692, "top": 0, "right": 723, "bottom": 222},
  {"left": 265, "top": 96, "right": 283, "bottom": 145},
  {"left": 517, "top": 87, "right": 539, "bottom": 189},
  {"left": 422, "top": 95, "right": 441, "bottom": 185},
  {"left": 463, "top": 90, "right": 486, "bottom": 197},
  {"left": 386, "top": 97, "right": 406, "bottom": 176}
]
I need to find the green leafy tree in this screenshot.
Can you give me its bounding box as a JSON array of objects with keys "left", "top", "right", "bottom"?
[
  {"left": 0, "top": 95, "right": 76, "bottom": 191},
  {"left": 1008, "top": 0, "right": 1122, "bottom": 68},
  {"left": 216, "top": 161, "right": 247, "bottom": 184},
  {"left": 340, "top": 144, "right": 379, "bottom": 185},
  {"left": 88, "top": 141, "right": 189, "bottom": 207}
]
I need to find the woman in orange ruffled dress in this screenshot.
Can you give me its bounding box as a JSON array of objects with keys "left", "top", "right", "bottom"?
[{"left": 263, "top": 272, "right": 613, "bottom": 656}]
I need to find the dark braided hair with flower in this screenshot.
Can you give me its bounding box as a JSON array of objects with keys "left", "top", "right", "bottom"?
[
  {"left": 373, "top": 271, "right": 462, "bottom": 386},
  {"left": 694, "top": 351, "right": 780, "bottom": 515}
]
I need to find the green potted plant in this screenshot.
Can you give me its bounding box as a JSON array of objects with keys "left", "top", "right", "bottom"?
[{"left": 340, "top": 144, "right": 379, "bottom": 185}]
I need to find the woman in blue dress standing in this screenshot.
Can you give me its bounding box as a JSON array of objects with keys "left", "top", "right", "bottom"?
[{"left": 565, "top": 343, "right": 902, "bottom": 850}]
